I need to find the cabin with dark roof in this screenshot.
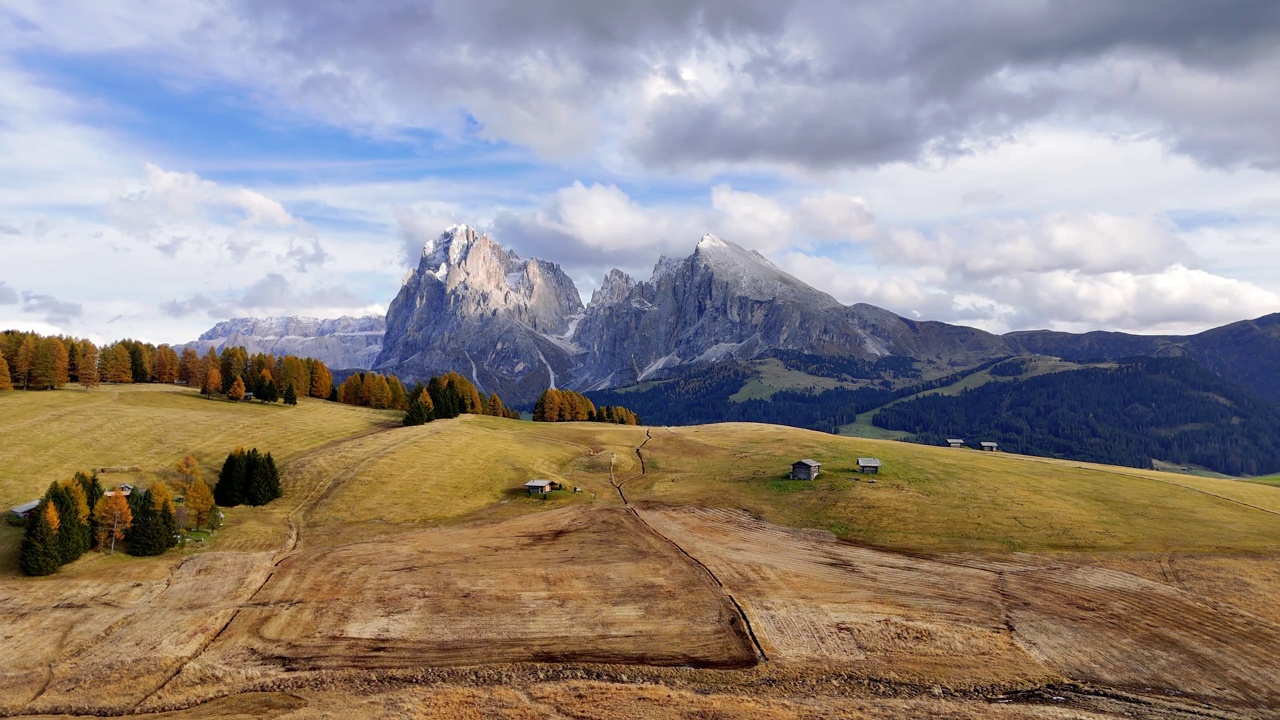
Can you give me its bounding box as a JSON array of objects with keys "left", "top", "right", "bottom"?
[
  {"left": 857, "top": 457, "right": 882, "bottom": 474},
  {"left": 524, "top": 479, "right": 559, "bottom": 495},
  {"left": 790, "top": 459, "right": 821, "bottom": 480}
]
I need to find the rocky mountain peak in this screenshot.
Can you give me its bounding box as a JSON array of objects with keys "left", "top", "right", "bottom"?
[{"left": 591, "top": 269, "right": 637, "bottom": 306}]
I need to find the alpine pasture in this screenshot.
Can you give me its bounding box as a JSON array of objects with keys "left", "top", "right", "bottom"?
[{"left": 2, "top": 384, "right": 1279, "bottom": 719}]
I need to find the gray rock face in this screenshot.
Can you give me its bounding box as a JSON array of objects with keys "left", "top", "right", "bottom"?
[
  {"left": 377, "top": 229, "right": 1011, "bottom": 403},
  {"left": 187, "top": 315, "right": 385, "bottom": 369},
  {"left": 569, "top": 234, "right": 1008, "bottom": 389},
  {"left": 375, "top": 225, "right": 584, "bottom": 402}
]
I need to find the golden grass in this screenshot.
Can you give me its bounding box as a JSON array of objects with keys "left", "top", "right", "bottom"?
[
  {"left": 308, "top": 416, "right": 648, "bottom": 529},
  {"left": 0, "top": 384, "right": 400, "bottom": 508},
  {"left": 632, "top": 423, "right": 1280, "bottom": 553}
]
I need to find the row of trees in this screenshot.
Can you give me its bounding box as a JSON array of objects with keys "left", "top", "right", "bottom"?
[
  {"left": 213, "top": 448, "right": 282, "bottom": 507},
  {"left": 403, "top": 371, "right": 520, "bottom": 426},
  {"left": 18, "top": 467, "right": 220, "bottom": 575},
  {"left": 337, "top": 371, "right": 411, "bottom": 410},
  {"left": 533, "top": 388, "right": 640, "bottom": 425},
  {"left": 0, "top": 332, "right": 336, "bottom": 404}
]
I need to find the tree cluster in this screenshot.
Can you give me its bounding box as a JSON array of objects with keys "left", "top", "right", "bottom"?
[
  {"left": 873, "top": 357, "right": 1280, "bottom": 475},
  {"left": 125, "top": 483, "right": 181, "bottom": 557},
  {"left": 214, "top": 347, "right": 334, "bottom": 403},
  {"left": 337, "top": 371, "right": 410, "bottom": 410},
  {"left": 213, "top": 448, "right": 282, "bottom": 507},
  {"left": 19, "top": 474, "right": 100, "bottom": 575},
  {"left": 402, "top": 371, "right": 519, "bottom": 426},
  {"left": 533, "top": 388, "right": 639, "bottom": 424}
]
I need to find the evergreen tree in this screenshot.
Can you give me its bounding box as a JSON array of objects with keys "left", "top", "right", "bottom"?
[
  {"left": 227, "top": 375, "right": 246, "bottom": 402},
  {"left": 19, "top": 500, "right": 61, "bottom": 576},
  {"left": 244, "top": 449, "right": 282, "bottom": 506},
  {"left": 150, "top": 482, "right": 180, "bottom": 549},
  {"left": 215, "top": 449, "right": 247, "bottom": 506},
  {"left": 403, "top": 396, "right": 431, "bottom": 426},
  {"left": 48, "top": 481, "right": 91, "bottom": 564},
  {"left": 126, "top": 489, "right": 168, "bottom": 556},
  {"left": 0, "top": 348, "right": 12, "bottom": 391},
  {"left": 283, "top": 382, "right": 298, "bottom": 405},
  {"left": 255, "top": 369, "right": 279, "bottom": 402},
  {"left": 128, "top": 342, "right": 152, "bottom": 383}
]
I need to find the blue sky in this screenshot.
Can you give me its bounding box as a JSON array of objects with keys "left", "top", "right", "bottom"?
[{"left": 2, "top": 1, "right": 1279, "bottom": 344}]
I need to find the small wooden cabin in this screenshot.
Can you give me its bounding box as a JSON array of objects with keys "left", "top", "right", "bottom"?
[
  {"left": 790, "top": 459, "right": 821, "bottom": 480},
  {"left": 947, "top": 438, "right": 965, "bottom": 448},
  {"left": 524, "top": 479, "right": 558, "bottom": 495},
  {"left": 980, "top": 441, "right": 999, "bottom": 452},
  {"left": 9, "top": 500, "right": 39, "bottom": 520},
  {"left": 857, "top": 458, "right": 882, "bottom": 474}
]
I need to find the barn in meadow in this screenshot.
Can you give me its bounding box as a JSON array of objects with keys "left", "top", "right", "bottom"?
[{"left": 790, "top": 459, "right": 821, "bottom": 480}]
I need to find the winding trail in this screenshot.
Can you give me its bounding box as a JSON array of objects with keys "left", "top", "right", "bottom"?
[
  {"left": 609, "top": 428, "right": 769, "bottom": 663},
  {"left": 130, "top": 422, "right": 413, "bottom": 712}
]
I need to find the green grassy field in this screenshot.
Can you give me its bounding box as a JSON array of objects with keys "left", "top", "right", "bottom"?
[
  {"left": 1249, "top": 474, "right": 1280, "bottom": 487},
  {"left": 728, "top": 359, "right": 861, "bottom": 401}
]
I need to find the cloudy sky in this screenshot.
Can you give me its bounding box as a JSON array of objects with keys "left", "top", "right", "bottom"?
[{"left": 3, "top": 1, "right": 1280, "bottom": 344}]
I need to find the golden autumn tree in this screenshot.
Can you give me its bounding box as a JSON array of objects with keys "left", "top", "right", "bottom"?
[
  {"left": 184, "top": 478, "right": 215, "bottom": 531},
  {"left": 178, "top": 347, "right": 203, "bottom": 385},
  {"left": 0, "top": 348, "right": 12, "bottom": 391},
  {"left": 14, "top": 334, "right": 36, "bottom": 389},
  {"left": 78, "top": 341, "right": 100, "bottom": 389},
  {"left": 202, "top": 365, "right": 222, "bottom": 396},
  {"left": 93, "top": 491, "right": 132, "bottom": 553},
  {"left": 227, "top": 375, "right": 246, "bottom": 401},
  {"left": 175, "top": 455, "right": 201, "bottom": 494}
]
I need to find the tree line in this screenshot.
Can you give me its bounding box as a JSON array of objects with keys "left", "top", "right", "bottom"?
[
  {"left": 0, "top": 331, "right": 336, "bottom": 405},
  {"left": 533, "top": 388, "right": 639, "bottom": 424},
  {"left": 402, "top": 371, "right": 522, "bottom": 426},
  {"left": 872, "top": 357, "right": 1280, "bottom": 475}
]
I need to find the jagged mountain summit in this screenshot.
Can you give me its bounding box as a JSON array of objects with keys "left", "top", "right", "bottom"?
[
  {"left": 375, "top": 227, "right": 1008, "bottom": 403},
  {"left": 376, "top": 224, "right": 584, "bottom": 402},
  {"left": 569, "top": 233, "right": 1007, "bottom": 391},
  {"left": 187, "top": 315, "right": 385, "bottom": 370}
]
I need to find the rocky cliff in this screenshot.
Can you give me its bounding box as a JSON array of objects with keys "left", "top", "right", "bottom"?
[
  {"left": 377, "top": 229, "right": 1011, "bottom": 403},
  {"left": 375, "top": 225, "right": 584, "bottom": 402}
]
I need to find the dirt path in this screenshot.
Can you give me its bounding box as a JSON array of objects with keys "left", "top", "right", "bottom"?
[
  {"left": 609, "top": 428, "right": 769, "bottom": 663},
  {"left": 130, "top": 423, "right": 413, "bottom": 711}
]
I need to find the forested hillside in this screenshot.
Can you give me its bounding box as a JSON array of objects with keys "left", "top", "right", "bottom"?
[
  {"left": 586, "top": 357, "right": 1007, "bottom": 433},
  {"left": 873, "top": 357, "right": 1280, "bottom": 475}
]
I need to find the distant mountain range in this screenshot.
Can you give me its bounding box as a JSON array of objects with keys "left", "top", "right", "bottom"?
[
  {"left": 182, "top": 225, "right": 1280, "bottom": 474},
  {"left": 186, "top": 226, "right": 1280, "bottom": 408},
  {"left": 183, "top": 315, "right": 385, "bottom": 370}
]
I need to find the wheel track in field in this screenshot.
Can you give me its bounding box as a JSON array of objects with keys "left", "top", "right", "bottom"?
[
  {"left": 129, "top": 422, "right": 416, "bottom": 713},
  {"left": 609, "top": 428, "right": 769, "bottom": 663}
]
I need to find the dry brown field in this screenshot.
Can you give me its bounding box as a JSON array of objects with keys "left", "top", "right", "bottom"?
[{"left": 2, "top": 385, "right": 1278, "bottom": 719}]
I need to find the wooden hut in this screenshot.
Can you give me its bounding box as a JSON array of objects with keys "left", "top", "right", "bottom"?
[
  {"left": 947, "top": 438, "right": 965, "bottom": 448},
  {"left": 9, "top": 500, "right": 39, "bottom": 521},
  {"left": 524, "top": 479, "right": 558, "bottom": 495},
  {"left": 980, "top": 441, "right": 999, "bottom": 452},
  {"left": 857, "top": 458, "right": 882, "bottom": 474},
  {"left": 790, "top": 459, "right": 821, "bottom": 480}
]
